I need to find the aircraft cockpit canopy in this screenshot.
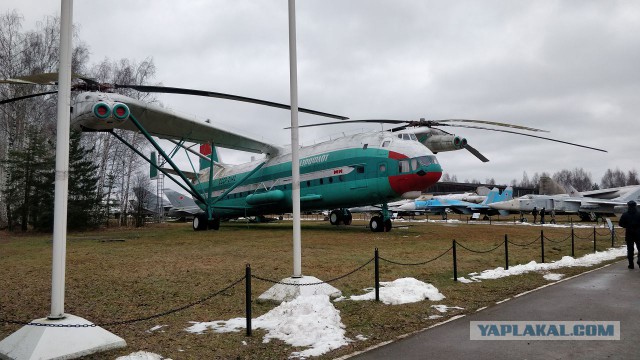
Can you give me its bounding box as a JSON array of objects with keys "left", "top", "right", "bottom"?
[
  {"left": 398, "top": 155, "right": 439, "bottom": 173},
  {"left": 397, "top": 133, "right": 418, "bottom": 141}
]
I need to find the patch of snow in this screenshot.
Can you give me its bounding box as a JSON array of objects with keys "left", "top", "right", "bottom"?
[
  {"left": 427, "top": 315, "right": 443, "bottom": 320},
  {"left": 466, "top": 246, "right": 625, "bottom": 281},
  {"left": 355, "top": 334, "right": 368, "bottom": 341},
  {"left": 431, "top": 305, "right": 464, "bottom": 313},
  {"left": 186, "top": 295, "right": 348, "bottom": 359},
  {"left": 349, "top": 278, "right": 445, "bottom": 305},
  {"left": 116, "top": 352, "right": 171, "bottom": 360},
  {"left": 543, "top": 273, "right": 565, "bottom": 281},
  {"left": 146, "top": 325, "right": 166, "bottom": 333}
]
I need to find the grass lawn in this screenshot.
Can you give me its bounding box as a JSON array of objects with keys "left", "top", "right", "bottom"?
[{"left": 0, "top": 217, "right": 624, "bottom": 359}]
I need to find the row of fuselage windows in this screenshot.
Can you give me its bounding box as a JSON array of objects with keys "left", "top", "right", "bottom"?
[{"left": 218, "top": 165, "right": 367, "bottom": 200}]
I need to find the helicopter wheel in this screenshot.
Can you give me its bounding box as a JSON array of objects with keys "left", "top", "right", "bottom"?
[
  {"left": 193, "top": 214, "right": 208, "bottom": 231},
  {"left": 329, "top": 210, "right": 343, "bottom": 225},
  {"left": 383, "top": 219, "right": 392, "bottom": 232},
  {"left": 208, "top": 217, "right": 220, "bottom": 230},
  {"left": 369, "top": 216, "right": 383, "bottom": 232},
  {"left": 343, "top": 211, "right": 353, "bottom": 226}
]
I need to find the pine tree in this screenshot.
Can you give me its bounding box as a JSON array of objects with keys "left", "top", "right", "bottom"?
[
  {"left": 2, "top": 126, "right": 54, "bottom": 231},
  {"left": 32, "top": 131, "right": 104, "bottom": 231},
  {"left": 66, "top": 131, "right": 104, "bottom": 230}
]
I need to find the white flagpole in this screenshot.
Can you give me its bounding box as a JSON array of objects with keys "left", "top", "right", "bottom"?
[
  {"left": 50, "top": 0, "right": 73, "bottom": 319},
  {"left": 288, "top": 0, "right": 302, "bottom": 278}
]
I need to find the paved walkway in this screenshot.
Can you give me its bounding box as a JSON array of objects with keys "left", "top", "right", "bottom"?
[{"left": 349, "top": 260, "right": 639, "bottom": 360}]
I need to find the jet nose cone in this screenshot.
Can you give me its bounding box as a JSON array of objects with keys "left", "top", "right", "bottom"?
[{"left": 399, "top": 202, "right": 416, "bottom": 211}]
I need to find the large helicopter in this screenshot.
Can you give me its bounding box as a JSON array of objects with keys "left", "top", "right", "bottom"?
[{"left": 1, "top": 73, "right": 606, "bottom": 232}]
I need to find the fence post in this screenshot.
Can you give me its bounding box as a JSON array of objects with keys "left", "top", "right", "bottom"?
[
  {"left": 611, "top": 227, "right": 615, "bottom": 247},
  {"left": 571, "top": 226, "right": 575, "bottom": 257},
  {"left": 453, "top": 240, "right": 458, "bottom": 281},
  {"left": 504, "top": 234, "right": 509, "bottom": 270},
  {"left": 540, "top": 230, "right": 545, "bottom": 263},
  {"left": 593, "top": 227, "right": 597, "bottom": 253},
  {"left": 245, "top": 264, "right": 252, "bottom": 337},
  {"left": 374, "top": 248, "right": 380, "bottom": 302}
]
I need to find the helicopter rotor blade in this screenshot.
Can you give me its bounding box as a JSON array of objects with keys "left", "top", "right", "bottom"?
[
  {"left": 0, "top": 91, "right": 58, "bottom": 105},
  {"left": 115, "top": 84, "right": 348, "bottom": 120},
  {"left": 448, "top": 124, "right": 607, "bottom": 152},
  {"left": 286, "top": 119, "right": 406, "bottom": 129},
  {"left": 464, "top": 144, "right": 490, "bottom": 162},
  {"left": 0, "top": 73, "right": 59, "bottom": 85},
  {"left": 291, "top": 118, "right": 548, "bottom": 133},
  {"left": 434, "top": 119, "right": 548, "bottom": 132},
  {"left": 289, "top": 118, "right": 606, "bottom": 153},
  {"left": 1, "top": 74, "right": 348, "bottom": 120}
]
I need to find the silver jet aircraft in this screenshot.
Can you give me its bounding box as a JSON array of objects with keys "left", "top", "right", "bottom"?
[{"left": 488, "top": 185, "right": 640, "bottom": 220}]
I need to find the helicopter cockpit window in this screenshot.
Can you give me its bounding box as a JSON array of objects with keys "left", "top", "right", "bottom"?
[
  {"left": 416, "top": 155, "right": 438, "bottom": 166},
  {"left": 399, "top": 160, "right": 410, "bottom": 173},
  {"left": 410, "top": 133, "right": 418, "bottom": 141},
  {"left": 382, "top": 140, "right": 390, "bottom": 148}
]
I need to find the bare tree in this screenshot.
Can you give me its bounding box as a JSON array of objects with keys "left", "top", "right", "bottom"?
[
  {"left": 0, "top": 10, "right": 88, "bottom": 228},
  {"left": 82, "top": 57, "right": 158, "bottom": 225},
  {"left": 552, "top": 168, "right": 593, "bottom": 191},
  {"left": 627, "top": 170, "right": 639, "bottom": 186},
  {"left": 131, "top": 172, "right": 153, "bottom": 227},
  {"left": 601, "top": 168, "right": 627, "bottom": 188},
  {"left": 519, "top": 171, "right": 533, "bottom": 188}
]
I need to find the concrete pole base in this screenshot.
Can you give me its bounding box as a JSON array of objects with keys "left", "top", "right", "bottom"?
[
  {"left": 257, "top": 276, "right": 342, "bottom": 303},
  {"left": 0, "top": 314, "right": 126, "bottom": 360}
]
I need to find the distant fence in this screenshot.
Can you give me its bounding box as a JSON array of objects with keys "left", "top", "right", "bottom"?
[{"left": 0, "top": 226, "right": 624, "bottom": 336}]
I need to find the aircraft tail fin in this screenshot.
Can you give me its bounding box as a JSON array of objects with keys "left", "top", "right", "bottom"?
[
  {"left": 481, "top": 188, "right": 500, "bottom": 205},
  {"left": 566, "top": 185, "right": 582, "bottom": 197},
  {"left": 164, "top": 189, "right": 197, "bottom": 208},
  {"left": 199, "top": 143, "right": 221, "bottom": 171},
  {"left": 499, "top": 186, "right": 514, "bottom": 202}
]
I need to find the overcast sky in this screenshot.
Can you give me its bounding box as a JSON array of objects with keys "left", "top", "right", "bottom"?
[{"left": 5, "top": 0, "right": 640, "bottom": 187}]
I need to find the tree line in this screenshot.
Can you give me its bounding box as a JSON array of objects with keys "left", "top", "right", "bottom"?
[
  {"left": 0, "top": 10, "right": 156, "bottom": 231},
  {"left": 441, "top": 167, "right": 640, "bottom": 192}
]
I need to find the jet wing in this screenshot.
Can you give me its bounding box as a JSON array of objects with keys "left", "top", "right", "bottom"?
[{"left": 72, "top": 92, "right": 282, "bottom": 155}]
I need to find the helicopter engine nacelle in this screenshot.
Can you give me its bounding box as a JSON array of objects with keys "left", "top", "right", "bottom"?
[
  {"left": 72, "top": 93, "right": 131, "bottom": 131},
  {"left": 422, "top": 134, "right": 467, "bottom": 153}
]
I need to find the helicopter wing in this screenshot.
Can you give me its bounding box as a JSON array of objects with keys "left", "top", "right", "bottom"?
[{"left": 72, "top": 92, "right": 282, "bottom": 155}]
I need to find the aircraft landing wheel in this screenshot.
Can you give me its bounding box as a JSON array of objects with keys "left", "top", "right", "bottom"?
[
  {"left": 329, "top": 210, "right": 343, "bottom": 225},
  {"left": 369, "top": 216, "right": 383, "bottom": 232},
  {"left": 383, "top": 219, "right": 392, "bottom": 232},
  {"left": 193, "top": 214, "right": 208, "bottom": 231},
  {"left": 343, "top": 212, "right": 353, "bottom": 226},
  {"left": 208, "top": 217, "right": 220, "bottom": 230}
]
